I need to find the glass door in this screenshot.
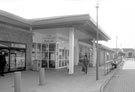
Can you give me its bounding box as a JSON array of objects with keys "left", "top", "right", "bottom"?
[
  {"left": 49, "top": 43, "right": 56, "bottom": 68},
  {"left": 42, "top": 44, "right": 49, "bottom": 68},
  {"left": 15, "top": 49, "right": 26, "bottom": 69},
  {"left": 42, "top": 43, "right": 56, "bottom": 69},
  {"left": 0, "top": 48, "right": 10, "bottom": 72},
  {"left": 0, "top": 42, "right": 26, "bottom": 72},
  {"left": 10, "top": 49, "right": 26, "bottom": 71}
]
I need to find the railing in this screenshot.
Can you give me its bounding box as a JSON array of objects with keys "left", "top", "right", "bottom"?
[
  {"left": 104, "top": 57, "right": 123, "bottom": 75},
  {"left": 104, "top": 60, "right": 113, "bottom": 75}
]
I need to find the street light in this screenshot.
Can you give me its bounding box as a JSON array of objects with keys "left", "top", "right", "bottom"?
[
  {"left": 96, "top": 1, "right": 99, "bottom": 80},
  {"left": 116, "top": 36, "right": 118, "bottom": 56}
]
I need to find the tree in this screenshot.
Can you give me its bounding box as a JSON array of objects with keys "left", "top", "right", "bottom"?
[
  {"left": 128, "top": 52, "right": 133, "bottom": 58},
  {"left": 118, "top": 51, "right": 126, "bottom": 57}
]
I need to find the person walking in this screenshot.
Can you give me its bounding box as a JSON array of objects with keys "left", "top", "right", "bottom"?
[
  {"left": 82, "top": 55, "right": 88, "bottom": 74},
  {"left": 0, "top": 51, "right": 6, "bottom": 76}
]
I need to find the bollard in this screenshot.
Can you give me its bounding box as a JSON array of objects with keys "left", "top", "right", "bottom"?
[
  {"left": 14, "top": 72, "right": 21, "bottom": 92},
  {"left": 39, "top": 68, "right": 45, "bottom": 86}
]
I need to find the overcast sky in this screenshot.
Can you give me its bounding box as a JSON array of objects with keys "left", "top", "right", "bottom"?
[{"left": 0, "top": 0, "right": 135, "bottom": 48}]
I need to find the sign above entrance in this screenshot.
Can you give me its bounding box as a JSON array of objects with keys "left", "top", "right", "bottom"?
[
  {"left": 11, "top": 43, "right": 26, "bottom": 48},
  {"left": 43, "top": 38, "right": 56, "bottom": 43}
]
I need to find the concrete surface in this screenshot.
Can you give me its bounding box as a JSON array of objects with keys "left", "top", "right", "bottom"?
[{"left": 0, "top": 65, "right": 117, "bottom": 92}]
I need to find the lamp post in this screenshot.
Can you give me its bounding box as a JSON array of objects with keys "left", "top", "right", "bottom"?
[
  {"left": 96, "top": 1, "right": 99, "bottom": 80},
  {"left": 116, "top": 36, "right": 118, "bottom": 57}
]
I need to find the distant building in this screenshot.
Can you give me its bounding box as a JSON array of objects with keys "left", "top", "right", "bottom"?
[
  {"left": 122, "top": 48, "right": 135, "bottom": 58},
  {"left": 113, "top": 48, "right": 135, "bottom": 58}
]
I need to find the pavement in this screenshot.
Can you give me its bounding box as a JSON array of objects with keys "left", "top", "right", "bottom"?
[
  {"left": 104, "top": 58, "right": 135, "bottom": 92},
  {"left": 0, "top": 64, "right": 118, "bottom": 92}
]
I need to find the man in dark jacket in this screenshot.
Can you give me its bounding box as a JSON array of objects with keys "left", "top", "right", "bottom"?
[
  {"left": 0, "top": 51, "right": 6, "bottom": 76},
  {"left": 82, "top": 55, "right": 88, "bottom": 74}
]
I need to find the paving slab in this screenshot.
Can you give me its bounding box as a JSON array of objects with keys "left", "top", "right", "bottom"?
[
  {"left": 104, "top": 59, "right": 135, "bottom": 92},
  {"left": 0, "top": 65, "right": 116, "bottom": 92}
]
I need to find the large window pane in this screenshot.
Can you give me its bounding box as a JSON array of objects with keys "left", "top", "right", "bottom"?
[{"left": 49, "top": 43, "right": 55, "bottom": 51}]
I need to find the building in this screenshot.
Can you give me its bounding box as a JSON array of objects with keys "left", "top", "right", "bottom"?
[
  {"left": 0, "top": 10, "right": 110, "bottom": 74},
  {"left": 122, "top": 48, "right": 135, "bottom": 58},
  {"left": 0, "top": 10, "right": 32, "bottom": 72},
  {"left": 99, "top": 44, "right": 115, "bottom": 66},
  {"left": 30, "top": 14, "right": 110, "bottom": 74}
]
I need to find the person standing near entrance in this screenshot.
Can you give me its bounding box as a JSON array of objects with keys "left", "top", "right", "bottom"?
[
  {"left": 0, "top": 51, "right": 6, "bottom": 76},
  {"left": 82, "top": 55, "right": 88, "bottom": 74}
]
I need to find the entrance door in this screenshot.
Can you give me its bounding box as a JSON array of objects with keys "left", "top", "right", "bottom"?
[
  {"left": 49, "top": 43, "right": 56, "bottom": 68},
  {"left": 42, "top": 43, "right": 56, "bottom": 69},
  {"left": 42, "top": 44, "right": 49, "bottom": 68},
  {"left": 10, "top": 49, "right": 26, "bottom": 71},
  {"left": 15, "top": 49, "right": 26, "bottom": 69},
  {"left": 0, "top": 48, "right": 10, "bottom": 72}
]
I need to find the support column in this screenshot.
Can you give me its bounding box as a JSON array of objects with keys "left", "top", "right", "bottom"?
[
  {"left": 69, "top": 28, "right": 75, "bottom": 74},
  {"left": 93, "top": 39, "right": 96, "bottom": 67},
  {"left": 74, "top": 39, "right": 79, "bottom": 65},
  {"left": 76, "top": 40, "right": 79, "bottom": 65}
]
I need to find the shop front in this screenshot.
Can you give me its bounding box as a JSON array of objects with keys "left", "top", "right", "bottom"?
[
  {"left": 30, "top": 14, "right": 110, "bottom": 74},
  {"left": 32, "top": 33, "right": 69, "bottom": 70},
  {"left": 0, "top": 11, "right": 33, "bottom": 72},
  {"left": 0, "top": 42, "right": 26, "bottom": 72}
]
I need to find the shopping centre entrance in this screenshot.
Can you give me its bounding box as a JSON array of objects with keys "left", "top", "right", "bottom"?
[{"left": 32, "top": 41, "right": 69, "bottom": 69}]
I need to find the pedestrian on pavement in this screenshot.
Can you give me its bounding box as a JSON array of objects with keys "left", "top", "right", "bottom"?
[
  {"left": 82, "top": 55, "right": 88, "bottom": 74},
  {"left": 0, "top": 51, "right": 6, "bottom": 76}
]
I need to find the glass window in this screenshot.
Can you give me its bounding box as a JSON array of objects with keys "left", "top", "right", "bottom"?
[
  {"left": 49, "top": 52, "right": 55, "bottom": 61},
  {"left": 42, "top": 44, "right": 49, "bottom": 51},
  {"left": 37, "top": 43, "right": 41, "bottom": 52},
  {"left": 49, "top": 43, "right": 55, "bottom": 51},
  {"left": 42, "top": 52, "right": 48, "bottom": 59},
  {"left": 32, "top": 43, "right": 36, "bottom": 60},
  {"left": 10, "top": 49, "right": 26, "bottom": 71},
  {"left": 37, "top": 52, "right": 42, "bottom": 60},
  {"left": 32, "top": 43, "right": 36, "bottom": 52}
]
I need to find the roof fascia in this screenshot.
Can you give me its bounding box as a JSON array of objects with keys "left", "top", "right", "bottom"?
[
  {"left": 0, "top": 10, "right": 31, "bottom": 27},
  {"left": 30, "top": 14, "right": 90, "bottom": 26},
  {"left": 87, "top": 18, "right": 110, "bottom": 41}
]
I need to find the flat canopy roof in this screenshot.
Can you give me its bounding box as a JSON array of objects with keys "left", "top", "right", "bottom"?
[
  {"left": 30, "top": 14, "right": 110, "bottom": 41},
  {"left": 99, "top": 44, "right": 115, "bottom": 52},
  {"left": 0, "top": 10, "right": 110, "bottom": 41}
]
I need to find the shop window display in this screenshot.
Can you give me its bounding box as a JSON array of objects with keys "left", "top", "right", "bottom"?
[
  {"left": 32, "top": 38, "right": 69, "bottom": 69},
  {"left": 0, "top": 42, "right": 26, "bottom": 72},
  {"left": 10, "top": 49, "right": 26, "bottom": 71}
]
